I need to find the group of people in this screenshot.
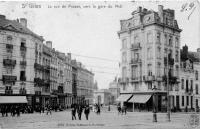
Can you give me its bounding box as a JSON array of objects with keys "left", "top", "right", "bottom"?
[
  {"left": 0, "top": 104, "right": 27, "bottom": 117},
  {"left": 71, "top": 104, "right": 90, "bottom": 120},
  {"left": 93, "top": 104, "right": 101, "bottom": 115},
  {"left": 117, "top": 105, "right": 127, "bottom": 115}
]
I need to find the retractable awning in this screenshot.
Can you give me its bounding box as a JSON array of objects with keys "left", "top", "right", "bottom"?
[
  {"left": 128, "top": 95, "right": 151, "bottom": 103},
  {"left": 116, "top": 94, "right": 132, "bottom": 102},
  {"left": 0, "top": 96, "right": 27, "bottom": 104}
]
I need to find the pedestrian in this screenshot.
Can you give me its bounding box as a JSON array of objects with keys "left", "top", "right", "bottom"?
[
  {"left": 117, "top": 105, "right": 121, "bottom": 115},
  {"left": 97, "top": 105, "right": 101, "bottom": 115},
  {"left": 71, "top": 104, "right": 76, "bottom": 120},
  {"left": 84, "top": 105, "right": 90, "bottom": 120},
  {"left": 77, "top": 105, "right": 83, "bottom": 120},
  {"left": 46, "top": 104, "right": 52, "bottom": 115},
  {"left": 1, "top": 105, "right": 4, "bottom": 117}
]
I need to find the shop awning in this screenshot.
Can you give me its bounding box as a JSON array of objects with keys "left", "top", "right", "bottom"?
[
  {"left": 0, "top": 96, "right": 27, "bottom": 104},
  {"left": 128, "top": 95, "right": 151, "bottom": 103},
  {"left": 116, "top": 94, "right": 132, "bottom": 102}
]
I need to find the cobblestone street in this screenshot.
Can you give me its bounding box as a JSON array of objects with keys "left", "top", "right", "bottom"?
[{"left": 0, "top": 108, "right": 199, "bottom": 129}]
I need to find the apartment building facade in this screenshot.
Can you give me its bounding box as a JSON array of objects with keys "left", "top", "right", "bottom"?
[
  {"left": 118, "top": 5, "right": 182, "bottom": 111},
  {"left": 0, "top": 15, "right": 44, "bottom": 106}
]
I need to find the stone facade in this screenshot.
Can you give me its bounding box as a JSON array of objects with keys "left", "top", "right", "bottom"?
[{"left": 118, "top": 5, "right": 182, "bottom": 112}]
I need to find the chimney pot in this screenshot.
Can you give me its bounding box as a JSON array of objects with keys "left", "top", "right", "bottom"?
[
  {"left": 0, "top": 15, "right": 6, "bottom": 19},
  {"left": 20, "top": 18, "right": 27, "bottom": 27},
  {"left": 46, "top": 41, "right": 52, "bottom": 49}
]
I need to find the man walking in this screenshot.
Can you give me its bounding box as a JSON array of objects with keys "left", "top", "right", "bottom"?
[
  {"left": 84, "top": 105, "right": 90, "bottom": 120},
  {"left": 77, "top": 105, "right": 83, "bottom": 120},
  {"left": 71, "top": 104, "right": 76, "bottom": 120}
]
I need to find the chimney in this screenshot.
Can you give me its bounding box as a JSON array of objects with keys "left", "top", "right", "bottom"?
[
  {"left": 67, "top": 53, "right": 71, "bottom": 59},
  {"left": 158, "top": 5, "right": 164, "bottom": 23},
  {"left": 197, "top": 48, "right": 200, "bottom": 53},
  {"left": 137, "top": 6, "right": 142, "bottom": 13},
  {"left": 0, "top": 14, "right": 6, "bottom": 19},
  {"left": 46, "top": 41, "right": 52, "bottom": 49},
  {"left": 20, "top": 18, "right": 27, "bottom": 27}
]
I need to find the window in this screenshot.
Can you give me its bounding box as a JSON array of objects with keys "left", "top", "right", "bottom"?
[
  {"left": 135, "top": 35, "right": 140, "bottom": 44},
  {"left": 182, "top": 96, "right": 184, "bottom": 106},
  {"left": 157, "top": 62, "right": 161, "bottom": 77},
  {"left": 186, "top": 96, "right": 189, "bottom": 106},
  {"left": 156, "top": 32, "right": 161, "bottom": 43},
  {"left": 175, "top": 37, "right": 179, "bottom": 47},
  {"left": 164, "top": 34, "right": 168, "bottom": 45},
  {"left": 135, "top": 84, "right": 139, "bottom": 91},
  {"left": 131, "top": 66, "right": 137, "bottom": 78},
  {"left": 122, "top": 67, "right": 127, "bottom": 79},
  {"left": 196, "top": 84, "right": 198, "bottom": 94},
  {"left": 122, "top": 39, "right": 127, "bottom": 49},
  {"left": 157, "top": 47, "right": 161, "bottom": 59},
  {"left": 175, "top": 51, "right": 179, "bottom": 62},
  {"left": 148, "top": 83, "right": 152, "bottom": 89},
  {"left": 181, "top": 79, "right": 184, "bottom": 89},
  {"left": 158, "top": 82, "right": 161, "bottom": 90},
  {"left": 195, "top": 71, "right": 198, "bottom": 80},
  {"left": 175, "top": 84, "right": 179, "bottom": 91},
  {"left": 147, "top": 32, "right": 152, "bottom": 44},
  {"left": 122, "top": 52, "right": 127, "bottom": 63},
  {"left": 134, "top": 52, "right": 139, "bottom": 60},
  {"left": 147, "top": 64, "right": 152, "bottom": 76},
  {"left": 175, "top": 65, "right": 179, "bottom": 77},
  {"left": 147, "top": 47, "right": 152, "bottom": 59},
  {"left": 169, "top": 36, "right": 173, "bottom": 46},
  {"left": 191, "top": 80, "right": 193, "bottom": 93}
]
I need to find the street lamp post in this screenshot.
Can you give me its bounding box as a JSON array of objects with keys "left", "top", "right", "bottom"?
[{"left": 152, "top": 85, "right": 157, "bottom": 122}]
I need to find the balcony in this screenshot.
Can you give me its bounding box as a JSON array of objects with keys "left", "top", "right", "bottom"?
[
  {"left": 185, "top": 88, "right": 193, "bottom": 95},
  {"left": 44, "top": 79, "right": 50, "bottom": 86},
  {"left": 43, "top": 65, "right": 50, "bottom": 72},
  {"left": 2, "top": 75, "right": 17, "bottom": 84},
  {"left": 19, "top": 88, "right": 27, "bottom": 94},
  {"left": 34, "top": 78, "right": 44, "bottom": 87},
  {"left": 34, "top": 63, "right": 43, "bottom": 71},
  {"left": 20, "top": 61, "right": 27, "bottom": 66},
  {"left": 143, "top": 75, "right": 155, "bottom": 82},
  {"left": 3, "top": 59, "right": 16, "bottom": 67},
  {"left": 130, "top": 76, "right": 142, "bottom": 83},
  {"left": 130, "top": 58, "right": 142, "bottom": 65},
  {"left": 6, "top": 44, "right": 13, "bottom": 53},
  {"left": 5, "top": 89, "right": 13, "bottom": 94},
  {"left": 20, "top": 46, "right": 27, "bottom": 51},
  {"left": 20, "top": 76, "right": 26, "bottom": 81},
  {"left": 164, "top": 57, "right": 174, "bottom": 66},
  {"left": 162, "top": 75, "right": 179, "bottom": 84},
  {"left": 130, "top": 43, "right": 141, "bottom": 50},
  {"left": 156, "top": 76, "right": 163, "bottom": 81}
]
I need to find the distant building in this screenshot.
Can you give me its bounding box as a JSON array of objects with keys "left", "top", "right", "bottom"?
[
  {"left": 93, "top": 89, "right": 112, "bottom": 106},
  {"left": 108, "top": 78, "right": 120, "bottom": 104}
]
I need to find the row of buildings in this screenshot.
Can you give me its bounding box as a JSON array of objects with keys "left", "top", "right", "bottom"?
[
  {"left": 117, "top": 5, "right": 200, "bottom": 112},
  {"left": 0, "top": 15, "right": 95, "bottom": 109}
]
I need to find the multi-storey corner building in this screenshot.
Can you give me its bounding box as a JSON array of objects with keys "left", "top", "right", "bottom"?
[
  {"left": 117, "top": 5, "right": 182, "bottom": 111},
  {"left": 0, "top": 15, "right": 44, "bottom": 106}
]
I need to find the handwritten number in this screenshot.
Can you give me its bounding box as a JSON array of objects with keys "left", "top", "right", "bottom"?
[
  {"left": 189, "top": 2, "right": 194, "bottom": 10},
  {"left": 181, "top": 3, "right": 188, "bottom": 12}
]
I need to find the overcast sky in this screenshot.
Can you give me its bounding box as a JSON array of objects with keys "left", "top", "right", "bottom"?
[{"left": 0, "top": 1, "right": 199, "bottom": 89}]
